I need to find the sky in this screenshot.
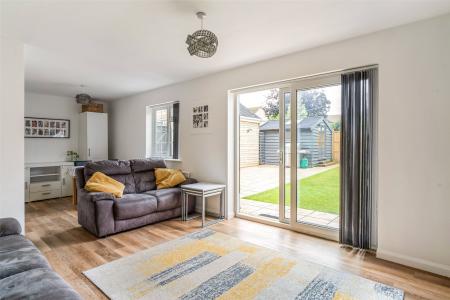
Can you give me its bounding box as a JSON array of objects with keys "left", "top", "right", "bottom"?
[{"left": 238, "top": 84, "right": 341, "bottom": 116}]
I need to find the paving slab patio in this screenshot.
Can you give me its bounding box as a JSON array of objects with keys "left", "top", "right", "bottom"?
[{"left": 239, "top": 164, "right": 339, "bottom": 229}]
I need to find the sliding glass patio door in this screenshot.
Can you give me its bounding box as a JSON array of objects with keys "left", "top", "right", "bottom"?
[
  {"left": 287, "top": 75, "right": 341, "bottom": 238},
  {"left": 237, "top": 74, "right": 341, "bottom": 239}
]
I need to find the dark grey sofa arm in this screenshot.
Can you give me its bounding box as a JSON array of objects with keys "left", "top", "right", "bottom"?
[
  {"left": 179, "top": 177, "right": 198, "bottom": 186},
  {"left": 78, "top": 188, "right": 115, "bottom": 202},
  {"left": 0, "top": 218, "right": 22, "bottom": 236}
]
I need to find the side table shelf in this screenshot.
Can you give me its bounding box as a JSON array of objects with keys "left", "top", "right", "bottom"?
[{"left": 181, "top": 183, "right": 226, "bottom": 227}]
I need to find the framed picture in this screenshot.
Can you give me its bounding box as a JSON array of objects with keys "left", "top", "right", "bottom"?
[
  {"left": 24, "top": 117, "right": 70, "bottom": 138},
  {"left": 192, "top": 105, "right": 209, "bottom": 128}
]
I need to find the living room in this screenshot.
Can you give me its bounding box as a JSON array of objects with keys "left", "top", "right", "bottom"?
[{"left": 1, "top": 1, "right": 450, "bottom": 299}]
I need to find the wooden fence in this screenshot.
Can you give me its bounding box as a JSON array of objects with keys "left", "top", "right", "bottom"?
[{"left": 332, "top": 131, "right": 341, "bottom": 162}]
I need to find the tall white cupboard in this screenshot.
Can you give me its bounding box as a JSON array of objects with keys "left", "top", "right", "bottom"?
[{"left": 79, "top": 112, "right": 108, "bottom": 161}]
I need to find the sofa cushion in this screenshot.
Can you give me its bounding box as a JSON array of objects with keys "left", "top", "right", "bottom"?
[
  {"left": 85, "top": 172, "right": 125, "bottom": 198},
  {"left": 0, "top": 235, "right": 50, "bottom": 280},
  {"left": 113, "top": 194, "right": 157, "bottom": 220},
  {"left": 146, "top": 188, "right": 182, "bottom": 212},
  {"left": 155, "top": 168, "right": 186, "bottom": 189},
  {"left": 84, "top": 160, "right": 136, "bottom": 194},
  {"left": 0, "top": 267, "right": 81, "bottom": 300},
  {"left": 130, "top": 159, "right": 166, "bottom": 193}
]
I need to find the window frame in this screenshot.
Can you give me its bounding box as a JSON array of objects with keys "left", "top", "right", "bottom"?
[{"left": 146, "top": 101, "right": 179, "bottom": 160}]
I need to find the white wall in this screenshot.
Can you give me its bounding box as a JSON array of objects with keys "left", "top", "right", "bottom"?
[
  {"left": 25, "top": 93, "right": 80, "bottom": 163},
  {"left": 25, "top": 92, "right": 109, "bottom": 163},
  {"left": 0, "top": 37, "right": 25, "bottom": 231},
  {"left": 110, "top": 14, "right": 450, "bottom": 276}
]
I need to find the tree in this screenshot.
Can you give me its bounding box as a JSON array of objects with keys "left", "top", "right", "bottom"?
[
  {"left": 331, "top": 121, "right": 341, "bottom": 131},
  {"left": 299, "top": 90, "right": 331, "bottom": 117},
  {"left": 262, "top": 89, "right": 279, "bottom": 120},
  {"left": 262, "top": 88, "right": 331, "bottom": 120}
]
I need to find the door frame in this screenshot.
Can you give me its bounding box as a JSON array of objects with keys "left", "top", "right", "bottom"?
[
  {"left": 288, "top": 74, "right": 340, "bottom": 239},
  {"left": 279, "top": 87, "right": 288, "bottom": 223}
]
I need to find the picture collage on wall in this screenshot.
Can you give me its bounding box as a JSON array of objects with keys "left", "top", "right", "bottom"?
[
  {"left": 192, "top": 105, "right": 209, "bottom": 128},
  {"left": 24, "top": 117, "right": 70, "bottom": 138}
]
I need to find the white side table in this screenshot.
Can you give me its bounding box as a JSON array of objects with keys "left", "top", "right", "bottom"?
[{"left": 181, "top": 183, "right": 226, "bottom": 227}]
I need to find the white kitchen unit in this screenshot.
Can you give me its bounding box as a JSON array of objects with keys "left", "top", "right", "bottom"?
[
  {"left": 79, "top": 112, "right": 108, "bottom": 161},
  {"left": 24, "top": 162, "right": 75, "bottom": 202}
]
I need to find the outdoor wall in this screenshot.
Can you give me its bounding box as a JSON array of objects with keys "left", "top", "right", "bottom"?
[
  {"left": 0, "top": 37, "right": 25, "bottom": 232},
  {"left": 239, "top": 119, "right": 260, "bottom": 167},
  {"left": 24, "top": 92, "right": 108, "bottom": 163},
  {"left": 109, "top": 14, "right": 450, "bottom": 276}
]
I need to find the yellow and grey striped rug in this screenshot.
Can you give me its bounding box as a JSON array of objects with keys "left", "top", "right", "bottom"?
[{"left": 84, "top": 229, "right": 403, "bottom": 300}]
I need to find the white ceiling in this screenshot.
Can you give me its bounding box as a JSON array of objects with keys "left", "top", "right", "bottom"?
[{"left": 2, "top": 0, "right": 450, "bottom": 100}]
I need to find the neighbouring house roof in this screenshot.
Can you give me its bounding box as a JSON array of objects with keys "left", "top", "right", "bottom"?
[
  {"left": 260, "top": 116, "right": 331, "bottom": 131},
  {"left": 248, "top": 106, "right": 267, "bottom": 120},
  {"left": 240, "top": 104, "right": 261, "bottom": 120},
  {"left": 327, "top": 114, "right": 341, "bottom": 123}
]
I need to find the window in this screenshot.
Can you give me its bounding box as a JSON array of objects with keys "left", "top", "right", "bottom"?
[{"left": 146, "top": 101, "right": 179, "bottom": 159}]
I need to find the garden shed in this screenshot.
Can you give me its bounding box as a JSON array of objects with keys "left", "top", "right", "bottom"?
[
  {"left": 239, "top": 104, "right": 262, "bottom": 167},
  {"left": 259, "top": 117, "right": 333, "bottom": 167}
]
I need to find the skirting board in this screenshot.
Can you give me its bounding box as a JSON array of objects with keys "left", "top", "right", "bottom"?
[{"left": 377, "top": 248, "right": 450, "bottom": 278}]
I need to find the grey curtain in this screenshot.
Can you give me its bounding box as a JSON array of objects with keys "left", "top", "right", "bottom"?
[{"left": 340, "top": 68, "right": 376, "bottom": 249}]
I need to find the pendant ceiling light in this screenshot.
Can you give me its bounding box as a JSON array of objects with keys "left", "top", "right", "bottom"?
[
  {"left": 75, "top": 85, "right": 92, "bottom": 104},
  {"left": 186, "top": 12, "right": 218, "bottom": 58}
]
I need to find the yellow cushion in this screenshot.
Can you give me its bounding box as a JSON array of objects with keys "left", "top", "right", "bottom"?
[
  {"left": 155, "top": 168, "right": 186, "bottom": 190},
  {"left": 85, "top": 172, "right": 125, "bottom": 198}
]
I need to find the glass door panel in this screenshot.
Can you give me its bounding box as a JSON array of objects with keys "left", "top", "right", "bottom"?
[
  {"left": 238, "top": 89, "right": 281, "bottom": 221},
  {"left": 294, "top": 84, "right": 341, "bottom": 229}
]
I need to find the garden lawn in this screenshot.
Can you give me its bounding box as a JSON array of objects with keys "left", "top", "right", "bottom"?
[{"left": 244, "top": 166, "right": 340, "bottom": 214}]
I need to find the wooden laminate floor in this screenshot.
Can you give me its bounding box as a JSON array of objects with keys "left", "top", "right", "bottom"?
[{"left": 25, "top": 198, "right": 450, "bottom": 300}]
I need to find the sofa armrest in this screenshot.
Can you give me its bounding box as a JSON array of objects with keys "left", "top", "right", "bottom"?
[
  {"left": 179, "top": 177, "right": 198, "bottom": 186},
  {"left": 78, "top": 188, "right": 115, "bottom": 202},
  {"left": 0, "top": 218, "right": 22, "bottom": 236},
  {"left": 77, "top": 189, "right": 115, "bottom": 237}
]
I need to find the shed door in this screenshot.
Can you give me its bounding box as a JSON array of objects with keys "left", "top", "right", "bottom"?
[{"left": 317, "top": 124, "right": 326, "bottom": 162}]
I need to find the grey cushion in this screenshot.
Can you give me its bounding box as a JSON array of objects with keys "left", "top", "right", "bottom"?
[
  {"left": 114, "top": 194, "right": 158, "bottom": 220},
  {"left": 130, "top": 159, "right": 166, "bottom": 173},
  {"left": 0, "top": 218, "right": 21, "bottom": 237},
  {"left": 130, "top": 159, "right": 166, "bottom": 193},
  {"left": 0, "top": 235, "right": 50, "bottom": 280},
  {"left": 0, "top": 267, "right": 81, "bottom": 300},
  {"left": 84, "top": 160, "right": 136, "bottom": 194},
  {"left": 146, "top": 188, "right": 182, "bottom": 212}
]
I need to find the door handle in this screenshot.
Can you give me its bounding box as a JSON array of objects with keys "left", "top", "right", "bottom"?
[
  {"left": 41, "top": 184, "right": 51, "bottom": 187},
  {"left": 88, "top": 148, "right": 91, "bottom": 157},
  {"left": 42, "top": 192, "right": 51, "bottom": 195}
]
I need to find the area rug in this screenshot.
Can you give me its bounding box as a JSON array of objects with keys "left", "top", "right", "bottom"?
[{"left": 84, "top": 229, "right": 404, "bottom": 300}]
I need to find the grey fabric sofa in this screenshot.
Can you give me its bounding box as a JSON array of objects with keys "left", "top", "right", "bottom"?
[
  {"left": 76, "top": 159, "right": 196, "bottom": 237},
  {"left": 0, "top": 218, "right": 81, "bottom": 300}
]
